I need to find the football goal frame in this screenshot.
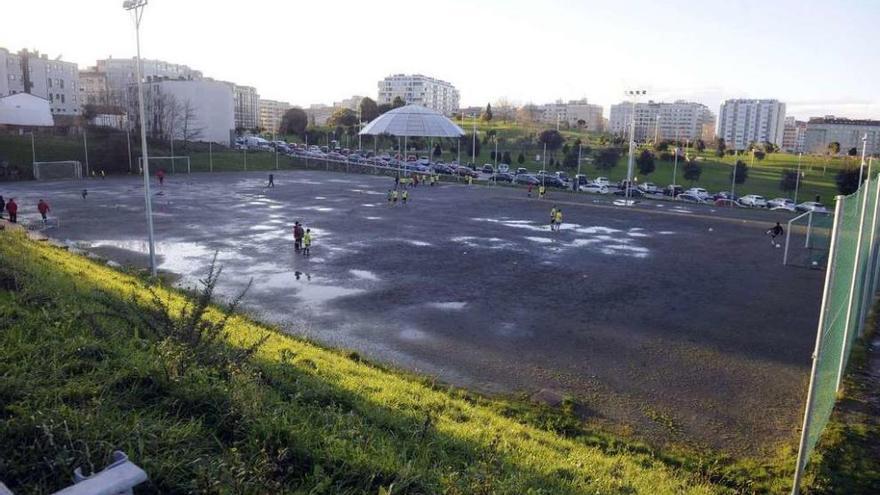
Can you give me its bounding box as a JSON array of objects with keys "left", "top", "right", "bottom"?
[
  {"left": 32, "top": 161, "right": 83, "bottom": 180},
  {"left": 783, "top": 210, "right": 829, "bottom": 267},
  {"left": 138, "top": 156, "right": 191, "bottom": 174}
]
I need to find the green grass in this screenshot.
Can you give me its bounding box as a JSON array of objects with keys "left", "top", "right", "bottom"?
[{"left": 1, "top": 229, "right": 740, "bottom": 494}]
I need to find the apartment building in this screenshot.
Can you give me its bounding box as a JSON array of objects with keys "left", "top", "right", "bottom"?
[
  {"left": 608, "top": 100, "right": 715, "bottom": 142},
  {"left": 229, "top": 84, "right": 259, "bottom": 130},
  {"left": 781, "top": 116, "right": 807, "bottom": 153},
  {"left": 377, "top": 74, "right": 459, "bottom": 114},
  {"left": 79, "top": 69, "right": 110, "bottom": 106},
  {"left": 803, "top": 117, "right": 880, "bottom": 156},
  {"left": 717, "top": 99, "right": 786, "bottom": 150},
  {"left": 539, "top": 99, "right": 604, "bottom": 131},
  {"left": 259, "top": 99, "right": 291, "bottom": 134},
  {"left": 127, "top": 79, "right": 234, "bottom": 146},
  {"left": 95, "top": 56, "right": 202, "bottom": 107},
  {"left": 0, "top": 47, "right": 80, "bottom": 115}
]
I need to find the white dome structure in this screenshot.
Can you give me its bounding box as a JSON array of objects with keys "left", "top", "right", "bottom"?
[{"left": 359, "top": 104, "right": 464, "bottom": 138}]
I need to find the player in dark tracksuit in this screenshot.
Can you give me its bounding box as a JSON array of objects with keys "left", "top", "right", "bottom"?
[{"left": 767, "top": 222, "right": 784, "bottom": 245}]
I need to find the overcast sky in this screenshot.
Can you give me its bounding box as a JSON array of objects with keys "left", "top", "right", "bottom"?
[{"left": 3, "top": 0, "right": 878, "bottom": 119}]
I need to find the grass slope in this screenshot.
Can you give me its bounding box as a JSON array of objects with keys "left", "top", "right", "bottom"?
[{"left": 0, "top": 229, "right": 726, "bottom": 494}]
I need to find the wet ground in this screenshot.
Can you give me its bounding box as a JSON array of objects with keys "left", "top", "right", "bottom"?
[{"left": 0, "top": 170, "right": 824, "bottom": 454}]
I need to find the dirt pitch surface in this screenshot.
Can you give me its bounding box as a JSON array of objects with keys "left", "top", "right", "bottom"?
[{"left": 1, "top": 170, "right": 824, "bottom": 454}]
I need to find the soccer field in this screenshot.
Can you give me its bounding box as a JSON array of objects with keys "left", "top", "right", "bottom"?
[{"left": 0, "top": 170, "right": 825, "bottom": 454}]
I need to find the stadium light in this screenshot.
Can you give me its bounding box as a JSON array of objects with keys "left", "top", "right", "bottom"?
[
  {"left": 624, "top": 90, "right": 646, "bottom": 200},
  {"left": 124, "top": 0, "right": 157, "bottom": 277}
]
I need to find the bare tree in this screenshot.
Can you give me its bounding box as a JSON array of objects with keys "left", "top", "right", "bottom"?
[
  {"left": 180, "top": 99, "right": 205, "bottom": 146},
  {"left": 516, "top": 103, "right": 541, "bottom": 125},
  {"left": 493, "top": 98, "right": 516, "bottom": 123}
]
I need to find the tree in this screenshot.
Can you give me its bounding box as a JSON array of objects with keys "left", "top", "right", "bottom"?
[
  {"left": 779, "top": 169, "right": 798, "bottom": 192},
  {"left": 538, "top": 129, "right": 565, "bottom": 153},
  {"left": 714, "top": 137, "right": 726, "bottom": 157},
  {"left": 562, "top": 149, "right": 579, "bottom": 168},
  {"left": 694, "top": 139, "right": 706, "bottom": 152},
  {"left": 279, "top": 107, "right": 308, "bottom": 136},
  {"left": 827, "top": 142, "right": 841, "bottom": 155},
  {"left": 653, "top": 140, "right": 669, "bottom": 152},
  {"left": 179, "top": 99, "right": 204, "bottom": 145},
  {"left": 502, "top": 151, "right": 512, "bottom": 165},
  {"left": 659, "top": 151, "right": 674, "bottom": 162},
  {"left": 595, "top": 148, "right": 621, "bottom": 170},
  {"left": 392, "top": 96, "right": 406, "bottom": 109},
  {"left": 731, "top": 160, "right": 749, "bottom": 184},
  {"left": 683, "top": 161, "right": 702, "bottom": 183},
  {"left": 848, "top": 147, "right": 859, "bottom": 157},
  {"left": 562, "top": 143, "right": 570, "bottom": 155},
  {"left": 376, "top": 103, "right": 393, "bottom": 115},
  {"left": 433, "top": 143, "right": 442, "bottom": 158},
  {"left": 753, "top": 150, "right": 766, "bottom": 161},
  {"left": 763, "top": 141, "right": 777, "bottom": 154},
  {"left": 461, "top": 133, "right": 480, "bottom": 160},
  {"left": 81, "top": 104, "right": 98, "bottom": 123},
  {"left": 327, "top": 108, "right": 358, "bottom": 128},
  {"left": 493, "top": 98, "right": 516, "bottom": 122},
  {"left": 481, "top": 103, "right": 493, "bottom": 122},
  {"left": 836, "top": 168, "right": 862, "bottom": 194},
  {"left": 517, "top": 152, "right": 525, "bottom": 164},
  {"left": 490, "top": 150, "right": 496, "bottom": 160},
  {"left": 359, "top": 97, "right": 379, "bottom": 122},
  {"left": 636, "top": 149, "right": 656, "bottom": 176},
  {"left": 516, "top": 104, "right": 541, "bottom": 125}
]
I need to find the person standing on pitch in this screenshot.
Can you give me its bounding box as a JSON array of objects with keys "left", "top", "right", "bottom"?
[
  {"left": 5, "top": 197, "right": 18, "bottom": 223},
  {"left": 554, "top": 208, "right": 563, "bottom": 232},
  {"left": 302, "top": 229, "right": 312, "bottom": 256},
  {"left": 157, "top": 168, "right": 165, "bottom": 186},
  {"left": 402, "top": 189, "right": 408, "bottom": 205},
  {"left": 392, "top": 189, "right": 398, "bottom": 205},
  {"left": 268, "top": 173, "right": 275, "bottom": 188},
  {"left": 293, "top": 221, "right": 304, "bottom": 252},
  {"left": 527, "top": 183, "right": 533, "bottom": 197},
  {"left": 81, "top": 189, "right": 88, "bottom": 200},
  {"left": 37, "top": 199, "right": 50, "bottom": 224},
  {"left": 767, "top": 222, "right": 784, "bottom": 246},
  {"left": 549, "top": 206, "right": 557, "bottom": 231},
  {"left": 539, "top": 185, "right": 546, "bottom": 199}
]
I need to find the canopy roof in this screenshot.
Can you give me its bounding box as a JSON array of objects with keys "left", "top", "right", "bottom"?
[{"left": 359, "top": 104, "right": 464, "bottom": 138}]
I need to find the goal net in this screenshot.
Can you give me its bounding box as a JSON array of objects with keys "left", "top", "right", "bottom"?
[
  {"left": 783, "top": 210, "right": 833, "bottom": 269},
  {"left": 33, "top": 161, "right": 82, "bottom": 180},
  {"left": 138, "top": 156, "right": 191, "bottom": 174}
]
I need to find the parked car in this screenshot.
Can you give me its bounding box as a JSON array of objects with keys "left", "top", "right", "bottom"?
[
  {"left": 677, "top": 193, "right": 706, "bottom": 204},
  {"left": 515, "top": 167, "right": 530, "bottom": 175},
  {"left": 767, "top": 198, "right": 795, "bottom": 209},
  {"left": 456, "top": 167, "right": 479, "bottom": 178},
  {"left": 664, "top": 184, "right": 684, "bottom": 197},
  {"left": 613, "top": 188, "right": 644, "bottom": 197},
  {"left": 433, "top": 164, "right": 455, "bottom": 175},
  {"left": 714, "top": 198, "right": 740, "bottom": 207},
  {"left": 796, "top": 201, "right": 828, "bottom": 213},
  {"left": 713, "top": 191, "right": 737, "bottom": 201},
  {"left": 685, "top": 187, "right": 710, "bottom": 199},
  {"left": 555, "top": 171, "right": 570, "bottom": 183},
  {"left": 489, "top": 172, "right": 514, "bottom": 182},
  {"left": 593, "top": 177, "right": 610, "bottom": 187},
  {"left": 580, "top": 183, "right": 610, "bottom": 194},
  {"left": 638, "top": 182, "right": 660, "bottom": 194},
  {"left": 574, "top": 174, "right": 590, "bottom": 186},
  {"left": 482, "top": 164, "right": 495, "bottom": 174},
  {"left": 740, "top": 194, "right": 768, "bottom": 207},
  {"left": 540, "top": 176, "right": 567, "bottom": 188},
  {"left": 515, "top": 174, "right": 540, "bottom": 185},
  {"left": 498, "top": 163, "right": 510, "bottom": 173}
]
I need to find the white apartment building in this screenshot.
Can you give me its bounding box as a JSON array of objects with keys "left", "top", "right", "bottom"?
[
  {"left": 305, "top": 104, "right": 334, "bottom": 126},
  {"left": 128, "top": 79, "right": 234, "bottom": 146},
  {"left": 333, "top": 95, "right": 364, "bottom": 111},
  {"left": 717, "top": 99, "right": 786, "bottom": 150},
  {"left": 79, "top": 69, "right": 110, "bottom": 106},
  {"left": 259, "top": 99, "right": 291, "bottom": 134},
  {"left": 539, "top": 99, "right": 604, "bottom": 131},
  {"left": 0, "top": 47, "right": 80, "bottom": 115},
  {"left": 95, "top": 57, "right": 202, "bottom": 107},
  {"left": 608, "top": 100, "right": 715, "bottom": 142},
  {"left": 803, "top": 117, "right": 880, "bottom": 156},
  {"left": 781, "top": 116, "right": 807, "bottom": 153},
  {"left": 377, "top": 74, "right": 460, "bottom": 115}
]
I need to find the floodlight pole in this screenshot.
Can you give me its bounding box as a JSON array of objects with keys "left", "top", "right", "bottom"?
[
  {"left": 625, "top": 90, "right": 645, "bottom": 200},
  {"left": 471, "top": 114, "right": 476, "bottom": 166},
  {"left": 126, "top": 126, "right": 133, "bottom": 172},
  {"left": 794, "top": 152, "right": 802, "bottom": 204},
  {"left": 83, "top": 129, "right": 90, "bottom": 177},
  {"left": 859, "top": 133, "right": 869, "bottom": 182},
  {"left": 125, "top": 0, "right": 157, "bottom": 277},
  {"left": 31, "top": 131, "right": 36, "bottom": 166}
]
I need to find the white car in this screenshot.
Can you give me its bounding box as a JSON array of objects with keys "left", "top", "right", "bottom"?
[
  {"left": 638, "top": 182, "right": 660, "bottom": 194},
  {"left": 685, "top": 187, "right": 710, "bottom": 199},
  {"left": 740, "top": 195, "right": 768, "bottom": 208},
  {"left": 593, "top": 176, "right": 610, "bottom": 187},
  {"left": 767, "top": 198, "right": 795, "bottom": 210},
  {"left": 797, "top": 201, "right": 828, "bottom": 214},
  {"left": 580, "top": 183, "right": 610, "bottom": 194}
]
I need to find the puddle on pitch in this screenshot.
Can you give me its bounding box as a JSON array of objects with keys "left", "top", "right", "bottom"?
[
  {"left": 350, "top": 269, "right": 380, "bottom": 281},
  {"left": 427, "top": 301, "right": 467, "bottom": 310}
]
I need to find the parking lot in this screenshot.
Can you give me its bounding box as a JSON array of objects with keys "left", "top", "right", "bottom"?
[{"left": 0, "top": 169, "right": 824, "bottom": 455}]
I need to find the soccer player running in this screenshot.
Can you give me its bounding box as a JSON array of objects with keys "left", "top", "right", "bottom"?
[
  {"left": 37, "top": 199, "right": 50, "bottom": 224},
  {"left": 268, "top": 173, "right": 275, "bottom": 188},
  {"left": 554, "top": 208, "right": 563, "bottom": 232},
  {"left": 550, "top": 206, "right": 557, "bottom": 231},
  {"left": 767, "top": 222, "right": 784, "bottom": 246}
]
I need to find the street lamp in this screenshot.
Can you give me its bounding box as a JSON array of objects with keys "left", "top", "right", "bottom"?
[
  {"left": 625, "top": 89, "right": 646, "bottom": 200},
  {"left": 123, "top": 0, "right": 157, "bottom": 277}
]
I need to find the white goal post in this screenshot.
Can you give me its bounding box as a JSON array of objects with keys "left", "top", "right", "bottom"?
[
  {"left": 138, "top": 156, "right": 191, "bottom": 174},
  {"left": 32, "top": 161, "right": 82, "bottom": 180}
]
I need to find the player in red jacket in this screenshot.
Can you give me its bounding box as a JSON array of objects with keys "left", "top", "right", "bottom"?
[
  {"left": 157, "top": 168, "right": 165, "bottom": 185},
  {"left": 5, "top": 198, "right": 18, "bottom": 223},
  {"left": 37, "top": 199, "right": 50, "bottom": 223}
]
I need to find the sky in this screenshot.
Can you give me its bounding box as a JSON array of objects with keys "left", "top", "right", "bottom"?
[{"left": 3, "top": 0, "right": 879, "bottom": 120}]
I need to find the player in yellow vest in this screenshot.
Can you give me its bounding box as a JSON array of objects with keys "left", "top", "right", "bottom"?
[{"left": 554, "top": 209, "right": 563, "bottom": 232}]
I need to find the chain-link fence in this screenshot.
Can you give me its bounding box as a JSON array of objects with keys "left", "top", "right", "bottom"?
[{"left": 792, "top": 163, "right": 879, "bottom": 494}]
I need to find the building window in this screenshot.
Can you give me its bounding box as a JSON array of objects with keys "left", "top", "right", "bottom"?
[
  {"left": 60, "top": 79, "right": 64, "bottom": 89},
  {"left": 48, "top": 78, "right": 53, "bottom": 88}
]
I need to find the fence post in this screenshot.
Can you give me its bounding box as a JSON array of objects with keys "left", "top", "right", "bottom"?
[
  {"left": 805, "top": 212, "right": 813, "bottom": 248},
  {"left": 790, "top": 196, "right": 843, "bottom": 495},
  {"left": 209, "top": 141, "right": 213, "bottom": 172},
  {"left": 783, "top": 223, "right": 793, "bottom": 265},
  {"left": 838, "top": 162, "right": 872, "bottom": 391}
]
